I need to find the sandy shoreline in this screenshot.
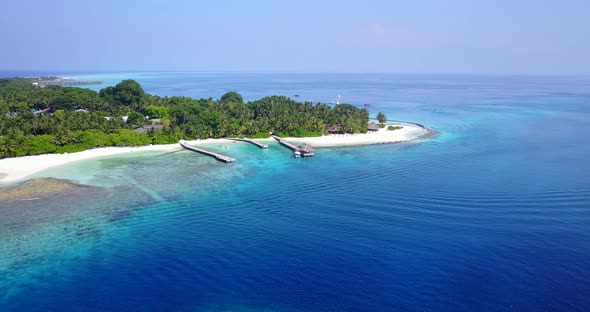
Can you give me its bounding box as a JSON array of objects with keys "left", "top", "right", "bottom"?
[
  {"left": 280, "top": 122, "right": 430, "bottom": 147},
  {"left": 0, "top": 123, "right": 432, "bottom": 184}
]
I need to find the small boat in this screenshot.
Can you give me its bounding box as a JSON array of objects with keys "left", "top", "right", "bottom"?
[
  {"left": 294, "top": 151, "right": 301, "bottom": 158},
  {"left": 364, "top": 103, "right": 371, "bottom": 107},
  {"left": 293, "top": 94, "right": 300, "bottom": 97}
]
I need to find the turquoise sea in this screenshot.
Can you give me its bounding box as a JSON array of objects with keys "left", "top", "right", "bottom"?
[{"left": 1, "top": 73, "right": 589, "bottom": 311}]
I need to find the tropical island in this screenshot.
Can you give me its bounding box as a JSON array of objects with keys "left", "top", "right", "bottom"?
[{"left": 0, "top": 78, "right": 432, "bottom": 182}]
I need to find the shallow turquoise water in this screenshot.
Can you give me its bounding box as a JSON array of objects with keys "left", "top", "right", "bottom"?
[{"left": 1, "top": 73, "right": 589, "bottom": 311}]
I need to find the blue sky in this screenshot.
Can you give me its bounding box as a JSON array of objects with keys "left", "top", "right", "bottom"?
[{"left": 1, "top": 0, "right": 588, "bottom": 74}]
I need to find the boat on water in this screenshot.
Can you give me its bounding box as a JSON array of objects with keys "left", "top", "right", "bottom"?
[
  {"left": 364, "top": 103, "right": 371, "bottom": 107},
  {"left": 294, "top": 151, "right": 301, "bottom": 158},
  {"left": 293, "top": 94, "right": 300, "bottom": 97}
]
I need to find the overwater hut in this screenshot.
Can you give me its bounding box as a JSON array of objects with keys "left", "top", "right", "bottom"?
[
  {"left": 298, "top": 143, "right": 314, "bottom": 157},
  {"left": 367, "top": 122, "right": 380, "bottom": 132}
]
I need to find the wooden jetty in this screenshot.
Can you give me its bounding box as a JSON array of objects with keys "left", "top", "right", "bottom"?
[
  {"left": 179, "top": 140, "right": 236, "bottom": 163},
  {"left": 271, "top": 135, "right": 314, "bottom": 157},
  {"left": 228, "top": 138, "right": 268, "bottom": 149}
]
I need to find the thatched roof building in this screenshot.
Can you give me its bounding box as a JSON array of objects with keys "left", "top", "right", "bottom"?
[
  {"left": 367, "top": 122, "right": 380, "bottom": 131},
  {"left": 297, "top": 143, "right": 314, "bottom": 157},
  {"left": 299, "top": 143, "right": 313, "bottom": 153},
  {"left": 327, "top": 125, "right": 342, "bottom": 134}
]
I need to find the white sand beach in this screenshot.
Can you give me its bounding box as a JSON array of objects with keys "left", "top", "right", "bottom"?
[
  {"left": 0, "top": 144, "right": 180, "bottom": 184},
  {"left": 0, "top": 124, "right": 431, "bottom": 183},
  {"left": 282, "top": 123, "right": 429, "bottom": 147}
]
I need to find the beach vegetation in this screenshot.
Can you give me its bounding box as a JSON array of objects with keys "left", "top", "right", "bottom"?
[
  {"left": 288, "top": 128, "right": 324, "bottom": 138},
  {"left": 0, "top": 79, "right": 369, "bottom": 158},
  {"left": 387, "top": 125, "right": 402, "bottom": 131}
]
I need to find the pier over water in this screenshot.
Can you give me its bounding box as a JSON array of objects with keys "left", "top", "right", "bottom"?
[
  {"left": 271, "top": 135, "right": 314, "bottom": 157},
  {"left": 179, "top": 140, "right": 236, "bottom": 163},
  {"left": 227, "top": 138, "right": 268, "bottom": 149}
]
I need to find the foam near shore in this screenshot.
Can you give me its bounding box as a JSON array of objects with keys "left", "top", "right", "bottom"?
[{"left": 0, "top": 123, "right": 432, "bottom": 184}]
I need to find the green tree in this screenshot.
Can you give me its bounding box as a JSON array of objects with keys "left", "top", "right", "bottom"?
[
  {"left": 377, "top": 112, "right": 387, "bottom": 124},
  {"left": 53, "top": 127, "right": 79, "bottom": 146},
  {"left": 145, "top": 105, "right": 169, "bottom": 119},
  {"left": 220, "top": 91, "right": 243, "bottom": 104},
  {"left": 53, "top": 109, "right": 65, "bottom": 118},
  {"left": 127, "top": 111, "right": 145, "bottom": 126},
  {"left": 0, "top": 99, "right": 8, "bottom": 116},
  {"left": 1, "top": 129, "right": 26, "bottom": 157},
  {"left": 100, "top": 80, "right": 145, "bottom": 106},
  {"left": 160, "top": 117, "right": 171, "bottom": 128}
]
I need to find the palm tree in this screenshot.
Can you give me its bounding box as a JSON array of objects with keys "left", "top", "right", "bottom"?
[{"left": 377, "top": 112, "right": 387, "bottom": 124}]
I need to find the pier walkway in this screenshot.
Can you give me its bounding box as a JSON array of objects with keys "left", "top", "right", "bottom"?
[
  {"left": 228, "top": 138, "right": 268, "bottom": 149},
  {"left": 179, "top": 140, "right": 236, "bottom": 163},
  {"left": 271, "top": 135, "right": 298, "bottom": 151},
  {"left": 271, "top": 135, "right": 314, "bottom": 157}
]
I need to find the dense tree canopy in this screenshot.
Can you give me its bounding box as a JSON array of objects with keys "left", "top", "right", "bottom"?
[
  {"left": 220, "top": 91, "right": 243, "bottom": 104},
  {"left": 0, "top": 79, "right": 369, "bottom": 158},
  {"left": 99, "top": 79, "right": 145, "bottom": 106}
]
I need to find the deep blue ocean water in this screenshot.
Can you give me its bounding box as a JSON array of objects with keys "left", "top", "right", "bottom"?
[{"left": 1, "top": 73, "right": 589, "bottom": 311}]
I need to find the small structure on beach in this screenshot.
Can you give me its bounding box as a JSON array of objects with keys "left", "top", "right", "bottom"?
[
  {"left": 327, "top": 125, "right": 342, "bottom": 134},
  {"left": 367, "top": 122, "right": 380, "bottom": 132}
]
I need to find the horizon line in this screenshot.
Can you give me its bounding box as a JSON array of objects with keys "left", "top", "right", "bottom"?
[{"left": 1, "top": 69, "right": 589, "bottom": 78}]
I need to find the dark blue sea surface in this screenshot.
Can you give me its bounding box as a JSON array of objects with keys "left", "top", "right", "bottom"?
[{"left": 1, "top": 73, "right": 589, "bottom": 311}]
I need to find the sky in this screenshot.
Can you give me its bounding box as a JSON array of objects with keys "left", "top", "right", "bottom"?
[{"left": 0, "top": 0, "right": 589, "bottom": 74}]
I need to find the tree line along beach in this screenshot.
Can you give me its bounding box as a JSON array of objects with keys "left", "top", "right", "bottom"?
[{"left": 0, "top": 77, "right": 433, "bottom": 188}]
